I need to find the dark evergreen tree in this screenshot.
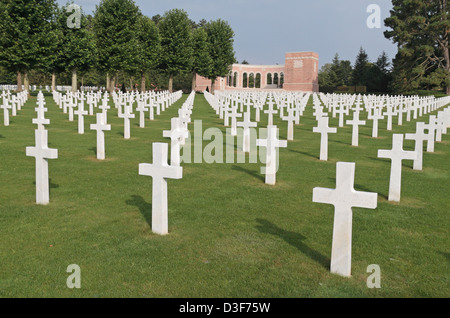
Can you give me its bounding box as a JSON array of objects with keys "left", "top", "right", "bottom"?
[{"left": 352, "top": 47, "right": 370, "bottom": 86}]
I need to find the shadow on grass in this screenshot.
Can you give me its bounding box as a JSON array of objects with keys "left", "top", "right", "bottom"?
[
  {"left": 232, "top": 165, "right": 265, "bottom": 182},
  {"left": 255, "top": 218, "right": 329, "bottom": 270},
  {"left": 126, "top": 195, "right": 152, "bottom": 228},
  {"left": 89, "top": 147, "right": 97, "bottom": 155},
  {"left": 329, "top": 138, "right": 351, "bottom": 146},
  {"left": 33, "top": 179, "right": 59, "bottom": 195},
  {"left": 359, "top": 132, "right": 373, "bottom": 137},
  {"left": 439, "top": 251, "right": 450, "bottom": 262},
  {"left": 0, "top": 134, "right": 4, "bottom": 138},
  {"left": 369, "top": 156, "right": 389, "bottom": 164},
  {"left": 33, "top": 179, "right": 59, "bottom": 188},
  {"left": 287, "top": 148, "right": 318, "bottom": 160}
]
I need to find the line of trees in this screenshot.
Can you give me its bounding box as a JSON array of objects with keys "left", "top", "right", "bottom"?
[
  {"left": 0, "top": 0, "right": 236, "bottom": 94},
  {"left": 320, "top": 0, "right": 449, "bottom": 95},
  {"left": 385, "top": 0, "right": 449, "bottom": 95},
  {"left": 319, "top": 48, "right": 392, "bottom": 93}
]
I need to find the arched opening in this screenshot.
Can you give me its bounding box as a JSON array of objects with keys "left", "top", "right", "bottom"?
[
  {"left": 255, "top": 73, "right": 261, "bottom": 88},
  {"left": 242, "top": 73, "right": 248, "bottom": 88},
  {"left": 273, "top": 73, "right": 279, "bottom": 87},
  {"left": 248, "top": 73, "right": 255, "bottom": 88},
  {"left": 280, "top": 72, "right": 284, "bottom": 88},
  {"left": 233, "top": 72, "right": 238, "bottom": 87},
  {"left": 267, "top": 73, "right": 273, "bottom": 85},
  {"left": 229, "top": 72, "right": 234, "bottom": 87}
]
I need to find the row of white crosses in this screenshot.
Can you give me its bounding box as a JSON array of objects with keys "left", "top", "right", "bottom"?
[
  {"left": 53, "top": 90, "right": 184, "bottom": 157},
  {"left": 213, "top": 90, "right": 308, "bottom": 141},
  {"left": 26, "top": 92, "right": 58, "bottom": 205},
  {"left": 314, "top": 93, "right": 450, "bottom": 199},
  {"left": 213, "top": 91, "right": 450, "bottom": 195},
  {"left": 1, "top": 89, "right": 28, "bottom": 126},
  {"left": 114, "top": 90, "right": 183, "bottom": 138},
  {"left": 377, "top": 103, "right": 450, "bottom": 203},
  {"left": 162, "top": 92, "right": 193, "bottom": 166},
  {"left": 139, "top": 91, "right": 195, "bottom": 235},
  {"left": 209, "top": 90, "right": 450, "bottom": 278},
  {"left": 20, "top": 86, "right": 450, "bottom": 280},
  {"left": 319, "top": 93, "right": 450, "bottom": 139},
  {"left": 30, "top": 88, "right": 185, "bottom": 209},
  {"left": 205, "top": 90, "right": 298, "bottom": 185},
  {"left": 29, "top": 88, "right": 183, "bottom": 204},
  {"left": 311, "top": 99, "right": 450, "bottom": 278}
]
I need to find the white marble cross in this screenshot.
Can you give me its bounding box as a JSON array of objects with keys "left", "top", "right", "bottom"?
[
  {"left": 423, "top": 115, "right": 437, "bottom": 152},
  {"left": 11, "top": 95, "right": 17, "bottom": 116},
  {"left": 90, "top": 113, "right": 111, "bottom": 160},
  {"left": 368, "top": 107, "right": 384, "bottom": 138},
  {"left": 26, "top": 129, "right": 58, "bottom": 205},
  {"left": 405, "top": 122, "right": 428, "bottom": 171},
  {"left": 244, "top": 97, "right": 253, "bottom": 114},
  {"left": 237, "top": 111, "right": 257, "bottom": 152},
  {"left": 335, "top": 105, "right": 347, "bottom": 127},
  {"left": 178, "top": 108, "right": 191, "bottom": 132},
  {"left": 346, "top": 111, "right": 366, "bottom": 146},
  {"left": 62, "top": 95, "right": 69, "bottom": 113},
  {"left": 281, "top": 107, "right": 297, "bottom": 141},
  {"left": 146, "top": 98, "right": 155, "bottom": 121},
  {"left": 256, "top": 125, "right": 287, "bottom": 185},
  {"left": 99, "top": 96, "right": 110, "bottom": 124},
  {"left": 87, "top": 94, "right": 95, "bottom": 116},
  {"left": 254, "top": 102, "right": 263, "bottom": 122},
  {"left": 75, "top": 103, "right": 88, "bottom": 134},
  {"left": 313, "top": 105, "right": 327, "bottom": 121},
  {"left": 139, "top": 143, "right": 183, "bottom": 235},
  {"left": 378, "top": 134, "right": 416, "bottom": 202},
  {"left": 1, "top": 97, "right": 11, "bottom": 126},
  {"left": 223, "top": 104, "right": 232, "bottom": 126},
  {"left": 383, "top": 106, "right": 396, "bottom": 131},
  {"left": 118, "top": 105, "right": 135, "bottom": 139},
  {"left": 264, "top": 99, "right": 278, "bottom": 126},
  {"left": 313, "top": 117, "right": 337, "bottom": 161},
  {"left": 67, "top": 97, "right": 76, "bottom": 121},
  {"left": 435, "top": 111, "right": 447, "bottom": 142},
  {"left": 136, "top": 101, "right": 147, "bottom": 128},
  {"left": 313, "top": 162, "right": 377, "bottom": 277},
  {"left": 163, "top": 117, "right": 189, "bottom": 166},
  {"left": 229, "top": 106, "right": 242, "bottom": 136},
  {"left": 397, "top": 104, "right": 406, "bottom": 126},
  {"left": 32, "top": 105, "right": 50, "bottom": 130}
]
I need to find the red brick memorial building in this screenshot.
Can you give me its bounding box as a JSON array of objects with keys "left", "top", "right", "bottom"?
[{"left": 195, "top": 51, "right": 319, "bottom": 92}]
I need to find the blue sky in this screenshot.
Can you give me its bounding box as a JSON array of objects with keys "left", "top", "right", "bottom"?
[{"left": 59, "top": 0, "right": 398, "bottom": 69}]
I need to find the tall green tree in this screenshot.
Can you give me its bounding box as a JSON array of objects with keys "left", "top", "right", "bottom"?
[
  {"left": 204, "top": 19, "right": 236, "bottom": 94},
  {"left": 330, "top": 54, "right": 353, "bottom": 86},
  {"left": 318, "top": 53, "right": 353, "bottom": 89},
  {"left": 384, "top": 0, "right": 449, "bottom": 94},
  {"left": 93, "top": 0, "right": 141, "bottom": 92},
  {"left": 0, "top": 0, "right": 58, "bottom": 92},
  {"left": 136, "top": 15, "right": 160, "bottom": 92},
  {"left": 376, "top": 51, "right": 391, "bottom": 74},
  {"left": 318, "top": 63, "right": 336, "bottom": 88},
  {"left": 158, "top": 9, "right": 193, "bottom": 92},
  {"left": 352, "top": 47, "right": 370, "bottom": 86},
  {"left": 57, "top": 3, "right": 97, "bottom": 93},
  {"left": 191, "top": 27, "right": 212, "bottom": 91}
]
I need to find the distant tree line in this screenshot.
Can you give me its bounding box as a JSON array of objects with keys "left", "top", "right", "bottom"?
[
  {"left": 0, "top": 0, "right": 236, "bottom": 94},
  {"left": 319, "top": 48, "right": 391, "bottom": 94},
  {"left": 320, "top": 0, "right": 449, "bottom": 95}
]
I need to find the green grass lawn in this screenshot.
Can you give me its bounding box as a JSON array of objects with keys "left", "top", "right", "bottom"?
[{"left": 0, "top": 91, "right": 449, "bottom": 298}]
